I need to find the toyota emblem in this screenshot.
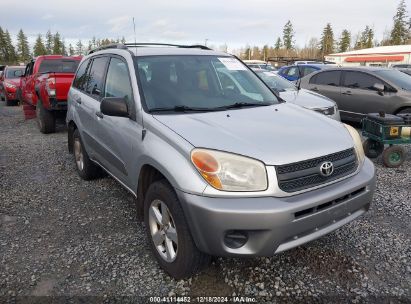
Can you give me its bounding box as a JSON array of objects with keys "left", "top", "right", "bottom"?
[{"left": 320, "top": 161, "right": 334, "bottom": 177}]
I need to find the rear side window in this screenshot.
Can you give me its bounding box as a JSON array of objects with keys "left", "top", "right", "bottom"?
[
  {"left": 85, "top": 57, "right": 108, "bottom": 99},
  {"left": 310, "top": 71, "right": 341, "bottom": 86},
  {"left": 72, "top": 59, "right": 91, "bottom": 91},
  {"left": 104, "top": 57, "right": 133, "bottom": 106},
  {"left": 285, "top": 67, "right": 299, "bottom": 77},
  {"left": 38, "top": 59, "right": 79, "bottom": 73},
  {"left": 343, "top": 71, "right": 383, "bottom": 90},
  {"left": 302, "top": 66, "right": 318, "bottom": 77}
]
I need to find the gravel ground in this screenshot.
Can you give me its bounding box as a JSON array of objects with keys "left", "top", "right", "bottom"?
[{"left": 0, "top": 102, "right": 410, "bottom": 303}]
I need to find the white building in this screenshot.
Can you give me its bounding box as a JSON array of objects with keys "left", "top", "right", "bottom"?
[{"left": 325, "top": 45, "right": 411, "bottom": 67}]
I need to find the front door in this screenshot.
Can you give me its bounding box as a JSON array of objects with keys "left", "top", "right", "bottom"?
[
  {"left": 340, "top": 71, "right": 395, "bottom": 119},
  {"left": 94, "top": 56, "right": 141, "bottom": 188}
]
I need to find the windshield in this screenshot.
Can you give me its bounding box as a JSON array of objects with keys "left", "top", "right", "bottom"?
[
  {"left": 374, "top": 69, "right": 411, "bottom": 91},
  {"left": 38, "top": 59, "right": 80, "bottom": 73},
  {"left": 5, "top": 67, "right": 24, "bottom": 78},
  {"left": 135, "top": 55, "right": 278, "bottom": 112},
  {"left": 256, "top": 71, "right": 296, "bottom": 92}
]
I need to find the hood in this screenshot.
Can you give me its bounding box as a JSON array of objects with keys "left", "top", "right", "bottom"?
[
  {"left": 279, "top": 89, "right": 335, "bottom": 109},
  {"left": 4, "top": 78, "right": 21, "bottom": 86},
  {"left": 153, "top": 103, "right": 353, "bottom": 165}
]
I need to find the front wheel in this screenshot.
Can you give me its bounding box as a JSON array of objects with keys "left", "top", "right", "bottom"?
[
  {"left": 36, "top": 100, "right": 56, "bottom": 133},
  {"left": 382, "top": 145, "right": 406, "bottom": 168},
  {"left": 144, "top": 180, "right": 210, "bottom": 279}
]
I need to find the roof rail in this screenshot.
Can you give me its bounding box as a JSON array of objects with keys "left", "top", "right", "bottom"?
[
  {"left": 87, "top": 43, "right": 211, "bottom": 55},
  {"left": 123, "top": 43, "right": 211, "bottom": 50},
  {"left": 88, "top": 44, "right": 128, "bottom": 55}
]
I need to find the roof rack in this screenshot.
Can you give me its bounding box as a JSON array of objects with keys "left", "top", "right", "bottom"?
[
  {"left": 88, "top": 44, "right": 127, "bottom": 55},
  {"left": 124, "top": 43, "right": 211, "bottom": 50},
  {"left": 87, "top": 43, "right": 211, "bottom": 55}
]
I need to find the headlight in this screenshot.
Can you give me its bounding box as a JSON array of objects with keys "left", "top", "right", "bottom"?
[
  {"left": 5, "top": 82, "right": 16, "bottom": 89},
  {"left": 191, "top": 148, "right": 268, "bottom": 191},
  {"left": 344, "top": 124, "right": 365, "bottom": 166}
]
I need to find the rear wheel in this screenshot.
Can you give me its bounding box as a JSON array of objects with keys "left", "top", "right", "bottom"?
[
  {"left": 363, "top": 139, "right": 384, "bottom": 158},
  {"left": 36, "top": 100, "right": 56, "bottom": 134},
  {"left": 382, "top": 145, "right": 406, "bottom": 168},
  {"left": 72, "top": 129, "right": 101, "bottom": 180},
  {"left": 144, "top": 180, "right": 210, "bottom": 279}
]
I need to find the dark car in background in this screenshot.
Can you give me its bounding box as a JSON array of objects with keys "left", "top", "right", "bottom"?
[
  {"left": 277, "top": 64, "right": 328, "bottom": 82},
  {"left": 300, "top": 67, "right": 411, "bottom": 121},
  {"left": 0, "top": 65, "right": 25, "bottom": 106}
]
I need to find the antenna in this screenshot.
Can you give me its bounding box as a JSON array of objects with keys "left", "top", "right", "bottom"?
[{"left": 132, "top": 17, "right": 137, "bottom": 54}]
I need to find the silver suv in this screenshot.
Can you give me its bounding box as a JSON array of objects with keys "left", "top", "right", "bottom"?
[{"left": 66, "top": 43, "right": 376, "bottom": 279}]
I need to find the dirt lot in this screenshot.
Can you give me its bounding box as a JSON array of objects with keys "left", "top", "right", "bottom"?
[{"left": 0, "top": 102, "right": 410, "bottom": 303}]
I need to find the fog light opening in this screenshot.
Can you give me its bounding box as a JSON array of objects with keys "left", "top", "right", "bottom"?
[{"left": 224, "top": 230, "right": 248, "bottom": 249}]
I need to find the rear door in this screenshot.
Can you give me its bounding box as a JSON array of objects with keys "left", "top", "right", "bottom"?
[
  {"left": 305, "top": 70, "right": 342, "bottom": 103},
  {"left": 93, "top": 55, "right": 140, "bottom": 187},
  {"left": 340, "top": 71, "right": 394, "bottom": 119},
  {"left": 73, "top": 56, "right": 109, "bottom": 159}
]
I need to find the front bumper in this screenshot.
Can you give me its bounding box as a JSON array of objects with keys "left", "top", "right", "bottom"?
[{"left": 177, "top": 158, "right": 375, "bottom": 257}]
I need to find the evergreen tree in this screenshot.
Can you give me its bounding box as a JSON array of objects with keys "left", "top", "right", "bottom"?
[
  {"left": 45, "top": 30, "right": 53, "bottom": 54},
  {"left": 320, "top": 23, "right": 335, "bottom": 55},
  {"left": 274, "top": 37, "right": 282, "bottom": 50},
  {"left": 4, "top": 30, "right": 17, "bottom": 64},
  {"left": 121, "top": 36, "right": 126, "bottom": 44},
  {"left": 0, "top": 27, "right": 6, "bottom": 62},
  {"left": 75, "top": 40, "right": 84, "bottom": 55},
  {"left": 52, "top": 32, "right": 63, "bottom": 54},
  {"left": 282, "top": 21, "right": 295, "bottom": 50},
  {"left": 33, "top": 34, "right": 47, "bottom": 56},
  {"left": 16, "top": 29, "right": 31, "bottom": 62},
  {"left": 355, "top": 26, "right": 374, "bottom": 49},
  {"left": 61, "top": 38, "right": 67, "bottom": 56},
  {"left": 390, "top": 0, "right": 410, "bottom": 44},
  {"left": 338, "top": 29, "right": 351, "bottom": 52},
  {"left": 68, "top": 44, "right": 75, "bottom": 56}
]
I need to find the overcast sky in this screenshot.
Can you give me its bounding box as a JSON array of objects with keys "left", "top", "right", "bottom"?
[{"left": 0, "top": 0, "right": 406, "bottom": 50}]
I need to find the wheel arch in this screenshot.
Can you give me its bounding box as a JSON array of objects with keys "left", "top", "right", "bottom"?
[
  {"left": 394, "top": 106, "right": 411, "bottom": 114},
  {"left": 136, "top": 164, "right": 169, "bottom": 221}
]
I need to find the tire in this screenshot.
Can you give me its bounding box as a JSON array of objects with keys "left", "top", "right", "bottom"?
[
  {"left": 382, "top": 145, "right": 406, "bottom": 168},
  {"left": 36, "top": 100, "right": 56, "bottom": 134},
  {"left": 72, "top": 129, "right": 101, "bottom": 180},
  {"left": 144, "top": 180, "right": 210, "bottom": 279},
  {"left": 363, "top": 139, "right": 384, "bottom": 159}
]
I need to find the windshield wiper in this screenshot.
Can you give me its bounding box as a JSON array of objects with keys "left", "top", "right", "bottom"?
[
  {"left": 214, "top": 102, "right": 275, "bottom": 110},
  {"left": 149, "top": 105, "right": 217, "bottom": 113}
]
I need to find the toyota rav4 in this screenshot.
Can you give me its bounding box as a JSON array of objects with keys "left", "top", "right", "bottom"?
[{"left": 66, "top": 43, "right": 376, "bottom": 279}]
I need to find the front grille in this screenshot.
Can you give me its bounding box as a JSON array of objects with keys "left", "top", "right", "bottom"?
[{"left": 276, "top": 148, "right": 357, "bottom": 193}]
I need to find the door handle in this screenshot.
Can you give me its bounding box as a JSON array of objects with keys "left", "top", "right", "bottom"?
[
  {"left": 312, "top": 87, "right": 319, "bottom": 91},
  {"left": 95, "top": 111, "right": 104, "bottom": 119},
  {"left": 342, "top": 91, "right": 352, "bottom": 95},
  {"left": 75, "top": 97, "right": 82, "bottom": 104}
]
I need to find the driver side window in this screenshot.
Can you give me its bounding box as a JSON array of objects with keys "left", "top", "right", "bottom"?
[{"left": 104, "top": 57, "right": 133, "bottom": 107}]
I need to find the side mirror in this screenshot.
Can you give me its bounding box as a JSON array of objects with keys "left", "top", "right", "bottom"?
[
  {"left": 100, "top": 97, "right": 129, "bottom": 118},
  {"left": 373, "top": 83, "right": 384, "bottom": 92}
]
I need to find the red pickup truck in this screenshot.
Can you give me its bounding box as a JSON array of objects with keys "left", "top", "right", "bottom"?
[{"left": 20, "top": 55, "right": 81, "bottom": 133}]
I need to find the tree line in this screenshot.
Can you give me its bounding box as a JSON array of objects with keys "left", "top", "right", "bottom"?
[
  {"left": 240, "top": 0, "right": 411, "bottom": 60},
  {"left": 0, "top": 27, "right": 126, "bottom": 65}
]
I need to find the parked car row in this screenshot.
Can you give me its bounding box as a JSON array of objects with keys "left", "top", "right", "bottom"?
[{"left": 0, "top": 55, "right": 81, "bottom": 133}]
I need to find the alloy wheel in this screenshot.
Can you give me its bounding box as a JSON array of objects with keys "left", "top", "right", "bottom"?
[
  {"left": 148, "top": 199, "right": 178, "bottom": 262},
  {"left": 73, "top": 138, "right": 84, "bottom": 171}
]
